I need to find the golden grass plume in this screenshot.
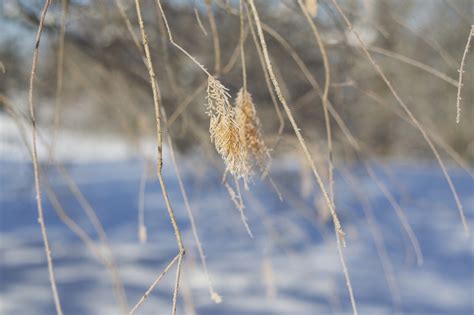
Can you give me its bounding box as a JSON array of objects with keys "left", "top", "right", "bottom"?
[
  {"left": 206, "top": 78, "right": 270, "bottom": 182},
  {"left": 207, "top": 76, "right": 250, "bottom": 179},
  {"left": 235, "top": 88, "right": 271, "bottom": 175}
]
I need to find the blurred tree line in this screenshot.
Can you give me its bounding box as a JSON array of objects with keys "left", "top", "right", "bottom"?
[{"left": 1, "top": 0, "right": 472, "bottom": 161}]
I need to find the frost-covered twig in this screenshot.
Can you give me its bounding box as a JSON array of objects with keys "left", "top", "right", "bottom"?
[{"left": 456, "top": 25, "right": 474, "bottom": 124}]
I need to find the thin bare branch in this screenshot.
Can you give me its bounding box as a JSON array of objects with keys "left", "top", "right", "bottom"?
[
  {"left": 331, "top": 0, "right": 469, "bottom": 236},
  {"left": 456, "top": 25, "right": 474, "bottom": 124},
  {"left": 245, "top": 2, "right": 358, "bottom": 314},
  {"left": 28, "top": 1, "right": 63, "bottom": 314}
]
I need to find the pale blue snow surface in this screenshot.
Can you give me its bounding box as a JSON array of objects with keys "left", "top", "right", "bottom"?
[{"left": 0, "top": 158, "right": 473, "bottom": 315}]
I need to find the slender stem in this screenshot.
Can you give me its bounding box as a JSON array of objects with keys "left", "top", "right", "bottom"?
[
  {"left": 48, "top": 0, "right": 68, "bottom": 165},
  {"left": 340, "top": 167, "right": 401, "bottom": 310},
  {"left": 4, "top": 94, "right": 129, "bottom": 313},
  {"left": 163, "top": 107, "right": 222, "bottom": 302},
  {"left": 253, "top": 22, "right": 425, "bottom": 265},
  {"left": 134, "top": 0, "right": 163, "bottom": 173},
  {"left": 171, "top": 253, "right": 185, "bottom": 315},
  {"left": 133, "top": 3, "right": 186, "bottom": 314},
  {"left": 194, "top": 0, "right": 208, "bottom": 36},
  {"left": 368, "top": 46, "right": 458, "bottom": 87},
  {"left": 456, "top": 25, "right": 474, "bottom": 123},
  {"left": 363, "top": 161, "right": 423, "bottom": 266},
  {"left": 129, "top": 254, "right": 180, "bottom": 315},
  {"left": 245, "top": 2, "right": 358, "bottom": 314},
  {"left": 239, "top": 0, "right": 247, "bottom": 91},
  {"left": 297, "top": 0, "right": 334, "bottom": 205},
  {"left": 28, "top": 1, "right": 63, "bottom": 314},
  {"left": 205, "top": 0, "right": 221, "bottom": 75},
  {"left": 259, "top": 21, "right": 425, "bottom": 268},
  {"left": 331, "top": 0, "right": 469, "bottom": 236},
  {"left": 156, "top": 0, "right": 211, "bottom": 76},
  {"left": 246, "top": 7, "right": 285, "bottom": 150}
]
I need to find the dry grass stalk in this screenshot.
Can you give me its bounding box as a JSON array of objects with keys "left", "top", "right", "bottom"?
[
  {"left": 391, "top": 13, "right": 457, "bottom": 69},
  {"left": 224, "top": 177, "right": 254, "bottom": 237},
  {"left": 252, "top": 17, "right": 429, "bottom": 265},
  {"left": 330, "top": 0, "right": 469, "bottom": 236},
  {"left": 167, "top": 30, "right": 251, "bottom": 127},
  {"left": 368, "top": 46, "right": 458, "bottom": 87},
  {"left": 168, "top": 81, "right": 208, "bottom": 127},
  {"left": 235, "top": 88, "right": 271, "bottom": 175},
  {"left": 130, "top": 171, "right": 185, "bottom": 315},
  {"left": 456, "top": 25, "right": 474, "bottom": 124},
  {"left": 155, "top": 5, "right": 180, "bottom": 95},
  {"left": 249, "top": 22, "right": 456, "bottom": 261},
  {"left": 246, "top": 11, "right": 285, "bottom": 151},
  {"left": 245, "top": 1, "right": 358, "bottom": 314},
  {"left": 339, "top": 166, "right": 401, "bottom": 310},
  {"left": 205, "top": 0, "right": 222, "bottom": 74},
  {"left": 162, "top": 107, "right": 223, "bottom": 303},
  {"left": 363, "top": 161, "right": 423, "bottom": 266},
  {"left": 354, "top": 85, "right": 474, "bottom": 177},
  {"left": 246, "top": 0, "right": 346, "bottom": 261},
  {"left": 28, "top": 1, "right": 63, "bottom": 314},
  {"left": 262, "top": 0, "right": 470, "bottom": 242},
  {"left": 114, "top": 2, "right": 223, "bottom": 305},
  {"left": 194, "top": 0, "right": 208, "bottom": 36},
  {"left": 245, "top": 192, "right": 280, "bottom": 296},
  {"left": 44, "top": 182, "right": 130, "bottom": 314},
  {"left": 156, "top": 0, "right": 252, "bottom": 183},
  {"left": 297, "top": 0, "right": 335, "bottom": 206},
  {"left": 129, "top": 254, "right": 180, "bottom": 315},
  {"left": 258, "top": 23, "right": 423, "bottom": 263},
  {"left": 260, "top": 23, "right": 356, "bottom": 148},
  {"left": 239, "top": 0, "right": 248, "bottom": 91},
  {"left": 207, "top": 76, "right": 250, "bottom": 180},
  {"left": 2, "top": 96, "right": 130, "bottom": 313},
  {"left": 134, "top": 0, "right": 163, "bottom": 173},
  {"left": 48, "top": 0, "right": 68, "bottom": 165},
  {"left": 223, "top": 26, "right": 250, "bottom": 74},
  {"left": 156, "top": 0, "right": 211, "bottom": 76},
  {"left": 0, "top": 93, "right": 128, "bottom": 314},
  {"left": 132, "top": 2, "right": 186, "bottom": 314},
  {"left": 57, "top": 164, "right": 130, "bottom": 311}
]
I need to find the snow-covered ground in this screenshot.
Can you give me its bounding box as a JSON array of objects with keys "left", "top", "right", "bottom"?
[{"left": 0, "top": 113, "right": 473, "bottom": 315}]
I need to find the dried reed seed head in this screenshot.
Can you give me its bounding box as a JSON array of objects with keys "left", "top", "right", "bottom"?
[
  {"left": 207, "top": 77, "right": 251, "bottom": 180},
  {"left": 206, "top": 76, "right": 232, "bottom": 116},
  {"left": 210, "top": 114, "right": 249, "bottom": 177},
  {"left": 235, "top": 88, "right": 271, "bottom": 173}
]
